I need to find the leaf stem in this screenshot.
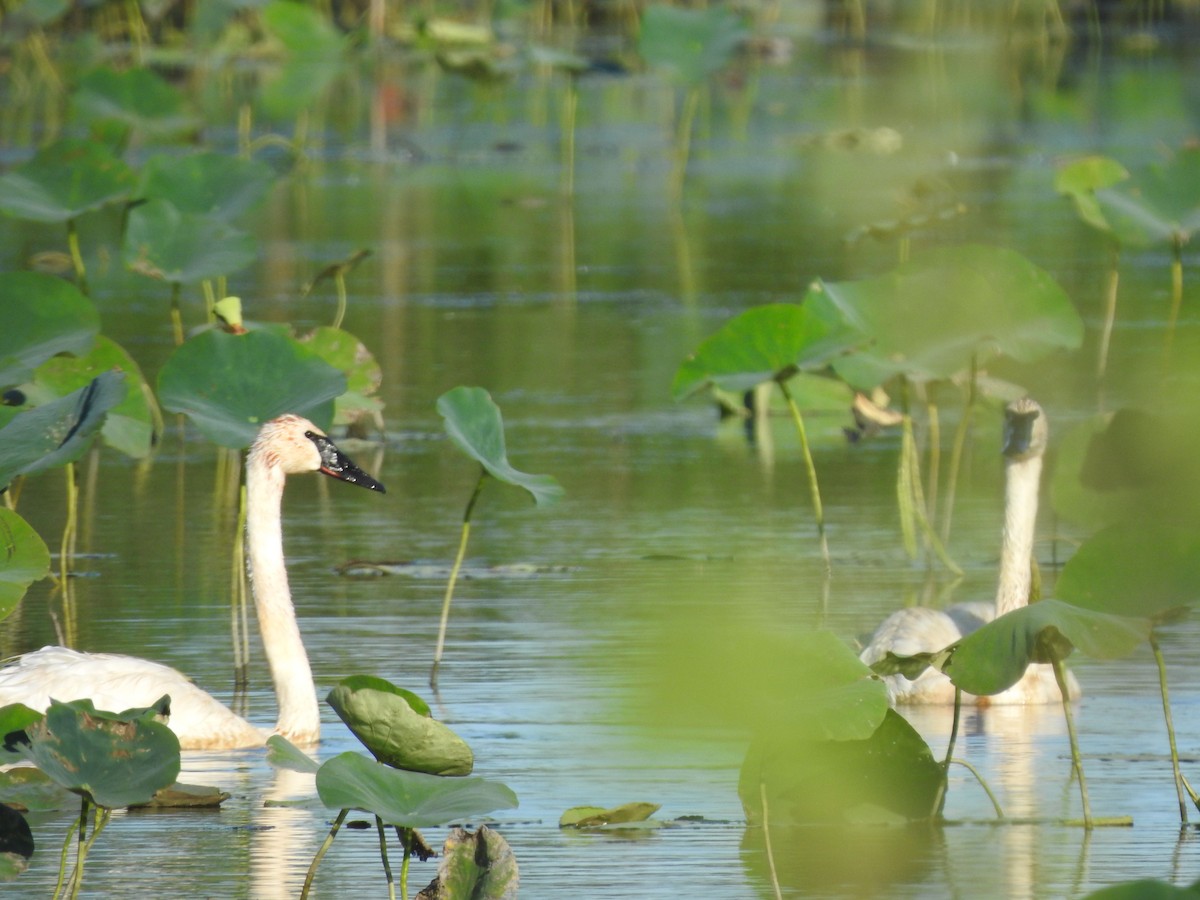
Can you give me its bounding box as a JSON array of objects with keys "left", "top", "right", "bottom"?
[
  {"left": 301, "top": 809, "right": 348, "bottom": 900},
  {"left": 376, "top": 815, "right": 397, "bottom": 900},
  {"left": 758, "top": 782, "right": 783, "bottom": 900},
  {"left": 778, "top": 379, "right": 830, "bottom": 577},
  {"left": 1054, "top": 658, "right": 1091, "bottom": 829},
  {"left": 432, "top": 468, "right": 488, "bottom": 688},
  {"left": 1150, "top": 633, "right": 1196, "bottom": 822},
  {"left": 66, "top": 218, "right": 88, "bottom": 296}
]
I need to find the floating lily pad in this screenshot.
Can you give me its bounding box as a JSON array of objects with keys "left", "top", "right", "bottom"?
[
  {"left": 560, "top": 802, "right": 660, "bottom": 828},
  {"left": 0, "top": 272, "right": 98, "bottom": 387},
  {"left": 672, "top": 302, "right": 861, "bottom": 401},
  {"left": 0, "top": 371, "right": 126, "bottom": 489},
  {"left": 0, "top": 138, "right": 133, "bottom": 224},
  {"left": 638, "top": 4, "right": 745, "bottom": 87},
  {"left": 135, "top": 151, "right": 273, "bottom": 219},
  {"left": 0, "top": 510, "right": 51, "bottom": 622},
  {"left": 70, "top": 66, "right": 195, "bottom": 142},
  {"left": 27, "top": 335, "right": 156, "bottom": 458},
  {"left": 941, "top": 600, "right": 1150, "bottom": 696},
  {"left": 739, "top": 708, "right": 943, "bottom": 824},
  {"left": 10, "top": 697, "right": 180, "bottom": 809},
  {"left": 327, "top": 676, "right": 473, "bottom": 776},
  {"left": 300, "top": 327, "right": 383, "bottom": 428},
  {"left": 315, "top": 752, "right": 518, "bottom": 829},
  {"left": 423, "top": 826, "right": 519, "bottom": 900},
  {"left": 1088, "top": 148, "right": 1200, "bottom": 247},
  {"left": 157, "top": 328, "right": 344, "bottom": 448},
  {"left": 805, "top": 245, "right": 1083, "bottom": 389},
  {"left": 123, "top": 198, "right": 258, "bottom": 284},
  {"left": 438, "top": 387, "right": 564, "bottom": 507}
]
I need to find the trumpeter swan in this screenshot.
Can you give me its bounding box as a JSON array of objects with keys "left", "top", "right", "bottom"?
[{"left": 0, "top": 414, "right": 385, "bottom": 749}]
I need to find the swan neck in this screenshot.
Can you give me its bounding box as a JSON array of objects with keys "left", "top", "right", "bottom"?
[
  {"left": 245, "top": 453, "right": 319, "bottom": 743},
  {"left": 995, "top": 454, "right": 1041, "bottom": 617}
]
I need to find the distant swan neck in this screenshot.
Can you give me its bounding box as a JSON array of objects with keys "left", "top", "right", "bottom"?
[
  {"left": 995, "top": 455, "right": 1042, "bottom": 617},
  {"left": 245, "top": 453, "right": 319, "bottom": 743}
]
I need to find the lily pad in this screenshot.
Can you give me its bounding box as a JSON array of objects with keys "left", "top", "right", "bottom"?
[
  {"left": 300, "top": 327, "right": 383, "bottom": 427},
  {"left": 0, "top": 272, "right": 98, "bottom": 387},
  {"left": 0, "top": 510, "right": 51, "bottom": 622},
  {"left": 326, "top": 676, "right": 473, "bottom": 776},
  {"left": 70, "top": 66, "right": 194, "bottom": 142},
  {"left": 437, "top": 387, "right": 564, "bottom": 507},
  {"left": 0, "top": 763, "right": 74, "bottom": 812},
  {"left": 9, "top": 697, "right": 180, "bottom": 809},
  {"left": 265, "top": 734, "right": 321, "bottom": 774},
  {"left": 419, "top": 826, "right": 519, "bottom": 900},
  {"left": 638, "top": 4, "right": 745, "bottom": 87},
  {"left": 26, "top": 335, "right": 156, "bottom": 459},
  {"left": 135, "top": 151, "right": 273, "bottom": 219},
  {"left": 672, "top": 302, "right": 861, "bottom": 401},
  {"left": 0, "top": 138, "right": 133, "bottom": 224},
  {"left": 1055, "top": 155, "right": 1131, "bottom": 234},
  {"left": 1056, "top": 523, "right": 1200, "bottom": 622},
  {"left": 315, "top": 752, "right": 518, "bottom": 829},
  {"left": 1091, "top": 148, "right": 1200, "bottom": 247},
  {"left": 941, "top": 600, "right": 1150, "bottom": 696},
  {"left": 805, "top": 245, "right": 1083, "bottom": 389},
  {"left": 739, "top": 708, "right": 943, "bottom": 824},
  {"left": 0, "top": 371, "right": 127, "bottom": 489},
  {"left": 123, "top": 198, "right": 258, "bottom": 284},
  {"left": 560, "top": 802, "right": 660, "bottom": 828},
  {"left": 157, "top": 328, "right": 344, "bottom": 448}
]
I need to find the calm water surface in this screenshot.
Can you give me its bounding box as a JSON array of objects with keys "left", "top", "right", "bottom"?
[{"left": 5, "top": 11, "right": 1200, "bottom": 899}]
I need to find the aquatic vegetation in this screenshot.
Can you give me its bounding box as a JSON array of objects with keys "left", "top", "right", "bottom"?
[{"left": 431, "top": 386, "right": 564, "bottom": 688}]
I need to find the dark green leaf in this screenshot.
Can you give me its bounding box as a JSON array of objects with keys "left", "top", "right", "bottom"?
[
  {"left": 0, "top": 138, "right": 133, "bottom": 224},
  {"left": 123, "top": 199, "right": 258, "bottom": 283},
  {"left": 70, "top": 66, "right": 194, "bottom": 141},
  {"left": 429, "top": 826, "right": 519, "bottom": 899},
  {"left": 559, "top": 802, "right": 660, "bottom": 827},
  {"left": 437, "top": 386, "right": 564, "bottom": 507},
  {"left": 638, "top": 5, "right": 745, "bottom": 87},
  {"left": 135, "top": 151, "right": 273, "bottom": 219},
  {"left": 315, "top": 752, "right": 518, "bottom": 828},
  {"left": 0, "top": 272, "right": 98, "bottom": 386},
  {"left": 0, "top": 510, "right": 51, "bottom": 623},
  {"left": 157, "top": 329, "right": 345, "bottom": 448},
  {"left": 300, "top": 327, "right": 383, "bottom": 428}
]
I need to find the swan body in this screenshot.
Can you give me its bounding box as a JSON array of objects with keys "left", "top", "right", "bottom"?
[
  {"left": 0, "top": 415, "right": 385, "bottom": 750},
  {"left": 859, "top": 397, "right": 1079, "bottom": 705}
]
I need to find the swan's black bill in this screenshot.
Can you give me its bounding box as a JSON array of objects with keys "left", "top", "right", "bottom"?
[
  {"left": 1002, "top": 408, "right": 1040, "bottom": 458},
  {"left": 306, "top": 431, "right": 386, "bottom": 493}
]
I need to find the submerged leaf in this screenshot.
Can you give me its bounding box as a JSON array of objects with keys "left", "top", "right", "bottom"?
[{"left": 559, "top": 802, "right": 660, "bottom": 828}]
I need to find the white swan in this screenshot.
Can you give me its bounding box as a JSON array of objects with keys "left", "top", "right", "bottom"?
[
  {"left": 859, "top": 397, "right": 1079, "bottom": 705},
  {"left": 0, "top": 414, "right": 385, "bottom": 750}
]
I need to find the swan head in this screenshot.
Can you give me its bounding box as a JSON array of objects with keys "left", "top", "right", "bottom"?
[
  {"left": 1002, "top": 397, "right": 1048, "bottom": 462},
  {"left": 251, "top": 414, "right": 386, "bottom": 493}
]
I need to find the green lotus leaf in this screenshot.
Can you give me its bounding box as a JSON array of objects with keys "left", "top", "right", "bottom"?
[
  {"left": 430, "top": 825, "right": 519, "bottom": 900},
  {"left": 300, "top": 327, "right": 384, "bottom": 427},
  {"left": 638, "top": 4, "right": 745, "bottom": 87},
  {"left": 11, "top": 697, "right": 180, "bottom": 809},
  {"left": 123, "top": 199, "right": 258, "bottom": 284},
  {"left": 0, "top": 763, "right": 75, "bottom": 812},
  {"left": 0, "top": 510, "right": 51, "bottom": 623},
  {"left": 70, "top": 66, "right": 195, "bottom": 141},
  {"left": 559, "top": 802, "right": 661, "bottom": 828},
  {"left": 806, "top": 245, "right": 1083, "bottom": 389},
  {"left": 438, "top": 386, "right": 564, "bottom": 507},
  {"left": 941, "top": 599, "right": 1150, "bottom": 696},
  {"left": 135, "top": 151, "right": 273, "bottom": 219},
  {"left": 157, "top": 328, "right": 344, "bottom": 448},
  {"left": 0, "top": 272, "right": 98, "bottom": 386},
  {"left": 0, "top": 138, "right": 133, "bottom": 224},
  {"left": 1055, "top": 155, "right": 1131, "bottom": 234},
  {"left": 0, "top": 371, "right": 126, "bottom": 489},
  {"left": 315, "top": 752, "right": 518, "bottom": 828},
  {"left": 1079, "top": 880, "right": 1200, "bottom": 900},
  {"left": 1092, "top": 148, "right": 1200, "bottom": 247},
  {"left": 327, "top": 675, "right": 473, "bottom": 776},
  {"left": 672, "top": 302, "right": 861, "bottom": 401},
  {"left": 265, "top": 734, "right": 321, "bottom": 774}
]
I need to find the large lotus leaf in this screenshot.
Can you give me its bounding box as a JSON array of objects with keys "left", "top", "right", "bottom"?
[
  {"left": 135, "top": 152, "right": 273, "bottom": 219},
  {"left": 429, "top": 826, "right": 519, "bottom": 900},
  {"left": 638, "top": 4, "right": 745, "bottom": 87},
  {"left": 0, "top": 138, "right": 133, "bottom": 224},
  {"left": 807, "top": 245, "right": 1083, "bottom": 389},
  {"left": 258, "top": 1, "right": 346, "bottom": 118},
  {"left": 123, "top": 199, "right": 258, "bottom": 284},
  {"left": 69, "top": 66, "right": 194, "bottom": 141},
  {"left": 437, "top": 386, "right": 564, "bottom": 507},
  {"left": 300, "top": 327, "right": 383, "bottom": 427},
  {"left": 157, "top": 328, "right": 344, "bottom": 448},
  {"left": 1055, "top": 155, "right": 1131, "bottom": 235},
  {"left": 1093, "top": 148, "right": 1200, "bottom": 247},
  {"left": 739, "top": 708, "right": 943, "bottom": 825},
  {"left": 1057, "top": 523, "right": 1200, "bottom": 622},
  {"left": 0, "top": 371, "right": 126, "bottom": 489},
  {"left": 650, "top": 619, "right": 889, "bottom": 744},
  {"left": 13, "top": 697, "right": 180, "bottom": 809},
  {"left": 326, "top": 675, "right": 473, "bottom": 776},
  {"left": 672, "top": 302, "right": 861, "bottom": 401},
  {"left": 315, "top": 752, "right": 518, "bottom": 828},
  {"left": 262, "top": 0, "right": 345, "bottom": 55},
  {"left": 0, "top": 764, "right": 75, "bottom": 813},
  {"left": 0, "top": 509, "right": 51, "bottom": 622},
  {"left": 941, "top": 600, "right": 1150, "bottom": 696},
  {"left": 0, "top": 272, "right": 98, "bottom": 386},
  {"left": 27, "top": 335, "right": 156, "bottom": 459}
]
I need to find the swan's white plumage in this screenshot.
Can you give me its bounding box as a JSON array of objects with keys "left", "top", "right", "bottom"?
[
  {"left": 0, "top": 414, "right": 383, "bottom": 750},
  {"left": 859, "top": 397, "right": 1080, "bottom": 706}
]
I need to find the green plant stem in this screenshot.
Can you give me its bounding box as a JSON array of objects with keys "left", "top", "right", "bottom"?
[
  {"left": 561, "top": 78, "right": 578, "bottom": 199},
  {"left": 232, "top": 482, "right": 249, "bottom": 690},
  {"left": 169, "top": 282, "right": 184, "bottom": 346},
  {"left": 399, "top": 842, "right": 411, "bottom": 900},
  {"left": 777, "top": 379, "right": 831, "bottom": 577},
  {"left": 52, "top": 814, "right": 81, "bottom": 900},
  {"left": 926, "top": 401, "right": 941, "bottom": 529},
  {"left": 431, "top": 469, "right": 488, "bottom": 689},
  {"left": 1055, "top": 658, "right": 1092, "bottom": 829},
  {"left": 901, "top": 416, "right": 962, "bottom": 576},
  {"left": 1149, "top": 634, "right": 1198, "bottom": 822},
  {"left": 301, "top": 809, "right": 349, "bottom": 900},
  {"left": 61, "top": 462, "right": 78, "bottom": 646},
  {"left": 1096, "top": 247, "right": 1120, "bottom": 380},
  {"left": 933, "top": 687, "right": 963, "bottom": 816},
  {"left": 758, "top": 782, "right": 783, "bottom": 900},
  {"left": 332, "top": 273, "right": 348, "bottom": 330},
  {"left": 947, "top": 758, "right": 1005, "bottom": 819},
  {"left": 66, "top": 218, "right": 89, "bottom": 296},
  {"left": 670, "top": 86, "right": 701, "bottom": 202},
  {"left": 1165, "top": 236, "right": 1183, "bottom": 359},
  {"left": 939, "top": 361, "right": 978, "bottom": 545},
  {"left": 375, "top": 816, "right": 397, "bottom": 900}
]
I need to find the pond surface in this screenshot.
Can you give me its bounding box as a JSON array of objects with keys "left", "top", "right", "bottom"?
[{"left": 4, "top": 7, "right": 1200, "bottom": 898}]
